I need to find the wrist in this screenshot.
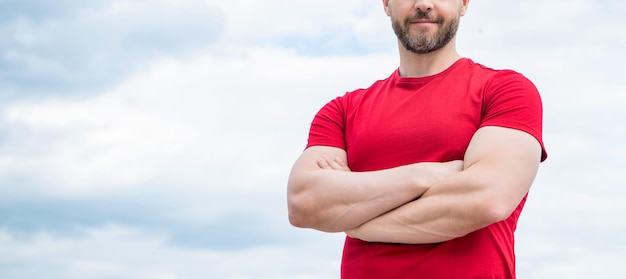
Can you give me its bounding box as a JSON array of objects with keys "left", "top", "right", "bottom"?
[
  {"left": 413, "top": 160, "right": 464, "bottom": 191},
  {"left": 403, "top": 163, "right": 433, "bottom": 195},
  {"left": 407, "top": 161, "right": 459, "bottom": 193}
]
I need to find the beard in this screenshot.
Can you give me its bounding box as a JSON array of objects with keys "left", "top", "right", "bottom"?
[{"left": 392, "top": 10, "right": 459, "bottom": 54}]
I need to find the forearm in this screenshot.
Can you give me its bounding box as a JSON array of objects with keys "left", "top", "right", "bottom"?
[
  {"left": 288, "top": 164, "right": 428, "bottom": 232},
  {"left": 349, "top": 162, "right": 539, "bottom": 243},
  {"left": 347, "top": 168, "right": 498, "bottom": 243},
  {"left": 348, "top": 127, "right": 542, "bottom": 244}
]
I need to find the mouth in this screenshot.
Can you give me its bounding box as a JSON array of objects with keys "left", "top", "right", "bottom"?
[
  {"left": 411, "top": 19, "right": 437, "bottom": 24},
  {"left": 407, "top": 15, "right": 440, "bottom": 27},
  {"left": 409, "top": 19, "right": 438, "bottom": 27}
]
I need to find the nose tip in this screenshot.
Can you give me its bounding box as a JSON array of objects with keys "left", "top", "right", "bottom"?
[{"left": 414, "top": 0, "right": 433, "bottom": 12}]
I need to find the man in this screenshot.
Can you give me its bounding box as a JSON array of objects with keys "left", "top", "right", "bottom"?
[{"left": 287, "top": 0, "right": 547, "bottom": 278}]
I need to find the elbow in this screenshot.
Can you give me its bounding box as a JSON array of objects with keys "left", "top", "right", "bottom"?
[
  {"left": 478, "top": 199, "right": 517, "bottom": 225},
  {"left": 287, "top": 192, "right": 317, "bottom": 229},
  {"left": 450, "top": 201, "right": 511, "bottom": 239},
  {"left": 288, "top": 213, "right": 307, "bottom": 228},
  {"left": 287, "top": 176, "right": 312, "bottom": 228},
  {"left": 287, "top": 174, "right": 336, "bottom": 231},
  {"left": 288, "top": 201, "right": 308, "bottom": 228},
  {"left": 287, "top": 175, "right": 346, "bottom": 232},
  {"left": 288, "top": 194, "right": 342, "bottom": 232},
  {"left": 456, "top": 193, "right": 519, "bottom": 234},
  {"left": 465, "top": 180, "right": 528, "bottom": 226}
]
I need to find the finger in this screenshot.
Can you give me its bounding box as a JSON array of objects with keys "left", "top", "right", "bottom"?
[
  {"left": 317, "top": 156, "right": 331, "bottom": 169},
  {"left": 328, "top": 159, "right": 347, "bottom": 171},
  {"left": 334, "top": 157, "right": 351, "bottom": 171}
]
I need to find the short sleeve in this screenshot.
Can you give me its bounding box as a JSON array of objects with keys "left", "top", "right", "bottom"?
[
  {"left": 481, "top": 71, "right": 548, "bottom": 161},
  {"left": 306, "top": 96, "right": 347, "bottom": 149}
]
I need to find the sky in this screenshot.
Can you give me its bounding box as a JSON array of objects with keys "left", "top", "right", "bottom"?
[{"left": 0, "top": 0, "right": 625, "bottom": 278}]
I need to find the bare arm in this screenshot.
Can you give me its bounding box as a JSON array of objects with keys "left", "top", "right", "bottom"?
[
  {"left": 287, "top": 145, "right": 462, "bottom": 232},
  {"left": 346, "top": 126, "right": 542, "bottom": 244}
]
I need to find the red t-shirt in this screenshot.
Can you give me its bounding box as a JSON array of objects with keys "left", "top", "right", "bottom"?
[{"left": 306, "top": 58, "right": 547, "bottom": 279}]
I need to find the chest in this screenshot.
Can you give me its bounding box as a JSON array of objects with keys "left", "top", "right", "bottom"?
[{"left": 344, "top": 85, "right": 483, "bottom": 171}]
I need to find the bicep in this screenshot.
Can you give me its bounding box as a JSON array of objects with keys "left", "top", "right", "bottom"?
[
  {"left": 465, "top": 126, "right": 541, "bottom": 170},
  {"left": 462, "top": 126, "right": 542, "bottom": 209},
  {"left": 291, "top": 146, "right": 347, "bottom": 172},
  {"left": 288, "top": 146, "right": 347, "bottom": 193}
]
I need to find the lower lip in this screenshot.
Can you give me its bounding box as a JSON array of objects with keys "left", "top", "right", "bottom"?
[{"left": 411, "top": 22, "right": 436, "bottom": 27}]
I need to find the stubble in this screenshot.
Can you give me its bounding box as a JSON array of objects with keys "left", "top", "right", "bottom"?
[{"left": 392, "top": 10, "right": 460, "bottom": 54}]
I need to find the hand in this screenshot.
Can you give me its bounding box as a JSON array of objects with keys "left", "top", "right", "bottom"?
[
  {"left": 317, "top": 155, "right": 351, "bottom": 172},
  {"left": 345, "top": 160, "right": 464, "bottom": 242},
  {"left": 417, "top": 160, "right": 464, "bottom": 188},
  {"left": 345, "top": 227, "right": 362, "bottom": 240}
]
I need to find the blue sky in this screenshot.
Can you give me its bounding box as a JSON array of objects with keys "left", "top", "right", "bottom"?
[{"left": 0, "top": 0, "right": 625, "bottom": 278}]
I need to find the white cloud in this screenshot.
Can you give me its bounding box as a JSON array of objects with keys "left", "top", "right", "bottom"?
[
  {"left": 0, "top": 0, "right": 221, "bottom": 97},
  {"left": 1, "top": 0, "right": 625, "bottom": 278},
  {"left": 0, "top": 224, "right": 345, "bottom": 279},
  {"left": 208, "top": 0, "right": 396, "bottom": 56},
  {"left": 0, "top": 47, "right": 397, "bottom": 199}
]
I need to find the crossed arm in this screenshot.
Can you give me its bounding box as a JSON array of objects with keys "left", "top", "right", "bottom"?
[{"left": 287, "top": 126, "right": 542, "bottom": 244}]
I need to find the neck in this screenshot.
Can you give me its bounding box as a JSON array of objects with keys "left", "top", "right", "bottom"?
[{"left": 397, "top": 39, "right": 462, "bottom": 78}]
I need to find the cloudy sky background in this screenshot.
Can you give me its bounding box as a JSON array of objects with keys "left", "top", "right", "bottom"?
[{"left": 0, "top": 0, "right": 624, "bottom": 278}]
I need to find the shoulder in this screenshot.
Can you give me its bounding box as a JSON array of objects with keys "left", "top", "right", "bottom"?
[
  {"left": 341, "top": 70, "right": 398, "bottom": 100},
  {"left": 313, "top": 71, "right": 394, "bottom": 117},
  {"left": 464, "top": 59, "right": 536, "bottom": 87}
]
